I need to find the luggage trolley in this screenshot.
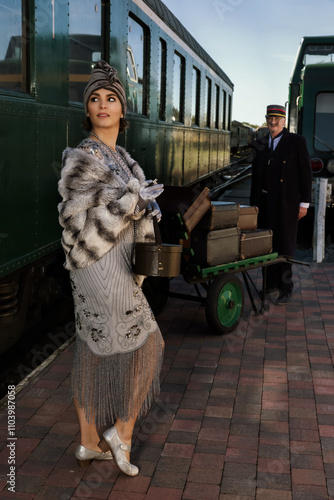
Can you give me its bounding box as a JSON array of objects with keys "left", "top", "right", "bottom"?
[
  {"left": 166, "top": 253, "right": 307, "bottom": 335},
  {"left": 145, "top": 187, "right": 309, "bottom": 335}
]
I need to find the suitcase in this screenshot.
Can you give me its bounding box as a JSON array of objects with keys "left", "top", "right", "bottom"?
[
  {"left": 198, "top": 201, "right": 239, "bottom": 230},
  {"left": 239, "top": 229, "right": 273, "bottom": 260},
  {"left": 191, "top": 227, "right": 240, "bottom": 266},
  {"left": 182, "top": 187, "right": 211, "bottom": 232},
  {"left": 238, "top": 205, "right": 259, "bottom": 231}
]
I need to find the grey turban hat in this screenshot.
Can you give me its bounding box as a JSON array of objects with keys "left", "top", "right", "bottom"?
[{"left": 83, "top": 60, "right": 127, "bottom": 115}]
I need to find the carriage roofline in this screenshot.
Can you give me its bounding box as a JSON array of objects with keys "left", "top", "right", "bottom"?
[{"left": 142, "top": 0, "right": 234, "bottom": 89}]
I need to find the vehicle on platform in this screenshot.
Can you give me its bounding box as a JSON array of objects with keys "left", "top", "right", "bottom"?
[
  {"left": 255, "top": 126, "right": 269, "bottom": 140},
  {"left": 0, "top": 0, "right": 236, "bottom": 354},
  {"left": 230, "top": 120, "right": 255, "bottom": 154},
  {"left": 288, "top": 36, "right": 334, "bottom": 185}
]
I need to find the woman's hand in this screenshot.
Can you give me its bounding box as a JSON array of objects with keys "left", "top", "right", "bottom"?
[
  {"left": 140, "top": 180, "right": 164, "bottom": 200},
  {"left": 146, "top": 201, "right": 162, "bottom": 222},
  {"left": 137, "top": 180, "right": 164, "bottom": 211}
]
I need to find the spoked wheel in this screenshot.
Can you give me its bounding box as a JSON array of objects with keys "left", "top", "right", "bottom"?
[
  {"left": 142, "top": 276, "right": 170, "bottom": 316},
  {"left": 205, "top": 274, "right": 244, "bottom": 334}
]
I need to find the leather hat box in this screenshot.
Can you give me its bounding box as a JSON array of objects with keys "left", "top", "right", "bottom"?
[
  {"left": 134, "top": 242, "right": 182, "bottom": 277},
  {"left": 239, "top": 229, "right": 273, "bottom": 260},
  {"left": 198, "top": 201, "right": 239, "bottom": 231},
  {"left": 238, "top": 205, "right": 259, "bottom": 231},
  {"left": 191, "top": 226, "right": 240, "bottom": 267}
]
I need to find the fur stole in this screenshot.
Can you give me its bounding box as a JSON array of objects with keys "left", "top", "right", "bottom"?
[{"left": 58, "top": 145, "right": 155, "bottom": 271}]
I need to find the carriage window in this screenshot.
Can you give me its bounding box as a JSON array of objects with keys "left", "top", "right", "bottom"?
[
  {"left": 228, "top": 94, "right": 232, "bottom": 131},
  {"left": 215, "top": 84, "right": 220, "bottom": 129},
  {"left": 158, "top": 38, "right": 166, "bottom": 120},
  {"left": 191, "top": 67, "right": 200, "bottom": 126},
  {"left": 204, "top": 77, "right": 211, "bottom": 127},
  {"left": 222, "top": 90, "right": 227, "bottom": 130},
  {"left": 69, "top": 0, "right": 103, "bottom": 103},
  {"left": 127, "top": 16, "right": 147, "bottom": 115},
  {"left": 0, "top": 0, "right": 29, "bottom": 93},
  {"left": 314, "top": 92, "right": 334, "bottom": 151},
  {"left": 173, "top": 52, "right": 185, "bottom": 123}
]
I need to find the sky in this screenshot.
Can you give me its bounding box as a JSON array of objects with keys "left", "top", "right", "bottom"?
[{"left": 162, "top": 0, "right": 334, "bottom": 127}]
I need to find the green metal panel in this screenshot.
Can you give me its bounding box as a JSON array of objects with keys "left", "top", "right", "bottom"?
[
  {"left": 171, "top": 127, "right": 184, "bottom": 186},
  {"left": 0, "top": 102, "right": 36, "bottom": 274},
  {"left": 210, "top": 133, "right": 219, "bottom": 175},
  {"left": 199, "top": 130, "right": 210, "bottom": 179},
  {"left": 155, "top": 126, "right": 172, "bottom": 184},
  {"left": 34, "top": 0, "right": 69, "bottom": 106},
  {"left": 35, "top": 112, "right": 67, "bottom": 246}
]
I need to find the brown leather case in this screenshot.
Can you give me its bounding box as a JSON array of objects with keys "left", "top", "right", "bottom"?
[
  {"left": 239, "top": 229, "right": 273, "bottom": 259},
  {"left": 191, "top": 227, "right": 240, "bottom": 266},
  {"left": 198, "top": 201, "right": 239, "bottom": 231},
  {"left": 238, "top": 205, "right": 259, "bottom": 231},
  {"left": 182, "top": 187, "right": 211, "bottom": 232}
]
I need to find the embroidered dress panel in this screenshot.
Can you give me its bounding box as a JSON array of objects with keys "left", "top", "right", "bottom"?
[{"left": 69, "top": 139, "right": 164, "bottom": 426}]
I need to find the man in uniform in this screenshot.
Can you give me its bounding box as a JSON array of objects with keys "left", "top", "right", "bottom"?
[{"left": 250, "top": 104, "right": 312, "bottom": 305}]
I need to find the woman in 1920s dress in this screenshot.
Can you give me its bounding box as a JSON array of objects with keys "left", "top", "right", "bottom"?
[{"left": 58, "top": 60, "right": 164, "bottom": 476}]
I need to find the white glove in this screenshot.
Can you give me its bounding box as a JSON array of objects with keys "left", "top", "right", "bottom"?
[
  {"left": 147, "top": 201, "right": 162, "bottom": 222},
  {"left": 138, "top": 180, "right": 164, "bottom": 210}
]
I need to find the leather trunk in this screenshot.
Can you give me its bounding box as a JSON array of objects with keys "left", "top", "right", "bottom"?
[
  {"left": 191, "top": 227, "right": 240, "bottom": 266},
  {"left": 239, "top": 229, "right": 273, "bottom": 259},
  {"left": 238, "top": 205, "right": 259, "bottom": 231},
  {"left": 198, "top": 201, "right": 239, "bottom": 230}
]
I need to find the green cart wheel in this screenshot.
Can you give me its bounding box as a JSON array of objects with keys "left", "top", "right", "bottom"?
[{"left": 205, "top": 274, "right": 244, "bottom": 334}]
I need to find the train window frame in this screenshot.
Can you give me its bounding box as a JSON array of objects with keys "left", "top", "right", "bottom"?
[
  {"left": 172, "top": 51, "right": 185, "bottom": 124},
  {"left": 228, "top": 94, "right": 232, "bottom": 131},
  {"left": 191, "top": 66, "right": 200, "bottom": 127},
  {"left": 69, "top": 0, "right": 105, "bottom": 106},
  {"left": 0, "top": 0, "right": 31, "bottom": 96},
  {"left": 204, "top": 76, "right": 212, "bottom": 128},
  {"left": 158, "top": 38, "right": 167, "bottom": 121},
  {"left": 314, "top": 91, "right": 334, "bottom": 152},
  {"left": 222, "top": 90, "right": 227, "bottom": 130},
  {"left": 127, "top": 13, "right": 149, "bottom": 117},
  {"left": 214, "top": 84, "right": 220, "bottom": 129}
]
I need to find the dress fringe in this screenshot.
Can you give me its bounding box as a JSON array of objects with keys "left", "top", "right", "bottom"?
[{"left": 71, "top": 331, "right": 164, "bottom": 427}]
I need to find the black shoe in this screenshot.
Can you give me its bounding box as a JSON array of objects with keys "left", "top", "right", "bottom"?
[{"left": 275, "top": 292, "right": 292, "bottom": 305}]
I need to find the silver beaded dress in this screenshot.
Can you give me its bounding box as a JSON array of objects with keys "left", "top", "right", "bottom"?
[{"left": 69, "top": 139, "right": 164, "bottom": 427}]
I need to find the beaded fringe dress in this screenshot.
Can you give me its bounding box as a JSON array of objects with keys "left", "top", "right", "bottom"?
[{"left": 69, "top": 139, "right": 164, "bottom": 427}]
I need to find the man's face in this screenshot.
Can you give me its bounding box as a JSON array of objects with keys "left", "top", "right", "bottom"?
[{"left": 266, "top": 115, "right": 285, "bottom": 137}]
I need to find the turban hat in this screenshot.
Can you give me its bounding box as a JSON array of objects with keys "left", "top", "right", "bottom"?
[{"left": 83, "top": 60, "right": 127, "bottom": 115}]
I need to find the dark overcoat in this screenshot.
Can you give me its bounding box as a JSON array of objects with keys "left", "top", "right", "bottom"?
[{"left": 250, "top": 128, "right": 312, "bottom": 256}]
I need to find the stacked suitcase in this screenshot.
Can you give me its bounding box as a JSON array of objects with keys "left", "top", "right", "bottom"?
[
  {"left": 185, "top": 198, "right": 273, "bottom": 267},
  {"left": 190, "top": 202, "right": 240, "bottom": 266},
  {"left": 238, "top": 205, "right": 273, "bottom": 260}
]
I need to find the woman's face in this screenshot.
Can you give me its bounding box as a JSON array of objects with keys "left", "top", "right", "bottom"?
[{"left": 87, "top": 88, "right": 123, "bottom": 131}]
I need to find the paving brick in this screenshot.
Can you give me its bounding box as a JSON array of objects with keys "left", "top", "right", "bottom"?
[
  {"left": 256, "top": 489, "right": 292, "bottom": 499},
  {"left": 145, "top": 487, "right": 182, "bottom": 499},
  {"left": 291, "top": 468, "right": 326, "bottom": 486},
  {"left": 220, "top": 477, "right": 256, "bottom": 496},
  {"left": 183, "top": 482, "right": 220, "bottom": 499}
]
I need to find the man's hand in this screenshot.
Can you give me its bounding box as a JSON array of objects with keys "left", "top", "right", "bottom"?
[{"left": 298, "top": 206, "right": 308, "bottom": 220}]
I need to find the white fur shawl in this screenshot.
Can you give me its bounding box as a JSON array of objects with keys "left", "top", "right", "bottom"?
[{"left": 58, "top": 145, "right": 154, "bottom": 270}]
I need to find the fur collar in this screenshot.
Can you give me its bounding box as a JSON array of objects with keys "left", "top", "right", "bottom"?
[{"left": 58, "top": 146, "right": 154, "bottom": 271}]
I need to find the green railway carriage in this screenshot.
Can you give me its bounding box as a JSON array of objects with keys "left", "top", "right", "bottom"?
[
  {"left": 0, "top": 0, "right": 233, "bottom": 353},
  {"left": 288, "top": 36, "right": 334, "bottom": 182}
]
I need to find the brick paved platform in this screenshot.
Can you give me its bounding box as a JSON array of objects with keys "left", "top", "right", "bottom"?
[{"left": 0, "top": 262, "right": 334, "bottom": 499}]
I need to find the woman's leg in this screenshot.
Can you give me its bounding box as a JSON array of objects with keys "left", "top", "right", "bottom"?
[
  {"left": 74, "top": 397, "right": 102, "bottom": 452},
  {"left": 114, "top": 416, "right": 137, "bottom": 461}
]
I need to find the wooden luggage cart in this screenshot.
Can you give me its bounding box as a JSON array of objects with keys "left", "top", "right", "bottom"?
[
  {"left": 149, "top": 187, "right": 309, "bottom": 335},
  {"left": 166, "top": 252, "right": 307, "bottom": 335}
]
